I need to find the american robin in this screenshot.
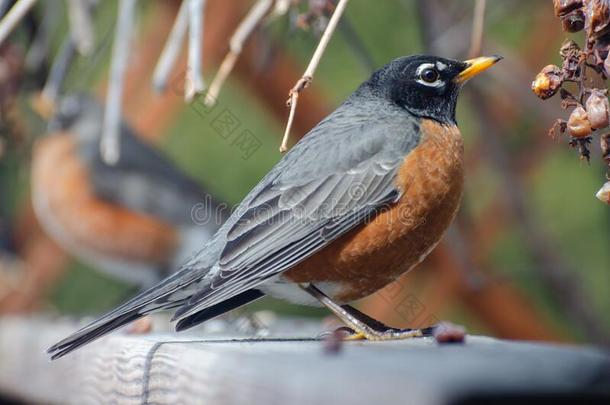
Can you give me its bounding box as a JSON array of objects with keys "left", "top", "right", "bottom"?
[
  {"left": 32, "top": 94, "right": 225, "bottom": 287},
  {"left": 49, "top": 55, "right": 501, "bottom": 359}
]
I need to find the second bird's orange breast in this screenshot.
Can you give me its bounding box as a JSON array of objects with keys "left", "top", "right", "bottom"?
[
  {"left": 284, "top": 120, "right": 464, "bottom": 302},
  {"left": 31, "top": 133, "right": 179, "bottom": 266}
]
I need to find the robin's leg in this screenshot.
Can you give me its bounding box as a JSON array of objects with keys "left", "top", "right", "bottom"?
[{"left": 301, "top": 283, "right": 435, "bottom": 341}]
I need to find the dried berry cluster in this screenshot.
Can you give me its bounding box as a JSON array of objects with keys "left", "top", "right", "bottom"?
[
  {"left": 290, "top": 0, "right": 337, "bottom": 35},
  {"left": 532, "top": 0, "right": 610, "bottom": 204}
]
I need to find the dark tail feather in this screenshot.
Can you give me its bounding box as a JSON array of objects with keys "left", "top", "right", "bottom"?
[
  {"left": 48, "top": 311, "right": 144, "bottom": 360},
  {"left": 175, "top": 289, "right": 265, "bottom": 332},
  {"left": 47, "top": 261, "right": 206, "bottom": 360}
]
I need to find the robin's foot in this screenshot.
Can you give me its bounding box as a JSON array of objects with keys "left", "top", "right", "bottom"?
[
  {"left": 302, "top": 283, "right": 435, "bottom": 341},
  {"left": 318, "top": 326, "right": 363, "bottom": 340},
  {"left": 337, "top": 327, "right": 365, "bottom": 341}
]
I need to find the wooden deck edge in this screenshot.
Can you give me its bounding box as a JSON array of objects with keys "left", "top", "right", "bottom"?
[{"left": 0, "top": 316, "right": 609, "bottom": 404}]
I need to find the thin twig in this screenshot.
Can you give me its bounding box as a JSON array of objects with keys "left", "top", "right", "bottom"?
[
  {"left": 467, "top": 0, "right": 486, "bottom": 58},
  {"left": 204, "top": 0, "right": 273, "bottom": 107},
  {"left": 152, "top": 0, "right": 189, "bottom": 93},
  {"left": 0, "top": 0, "right": 38, "bottom": 46},
  {"left": 36, "top": 35, "right": 76, "bottom": 117},
  {"left": 100, "top": 0, "right": 136, "bottom": 165},
  {"left": 280, "top": 0, "right": 350, "bottom": 153},
  {"left": 185, "top": 0, "right": 206, "bottom": 102},
  {"left": 24, "top": 0, "right": 61, "bottom": 72},
  {"left": 269, "top": 0, "right": 290, "bottom": 19},
  {"left": 67, "top": 0, "right": 95, "bottom": 56}
]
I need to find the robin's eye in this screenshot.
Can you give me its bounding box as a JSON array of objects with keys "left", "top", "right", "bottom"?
[{"left": 420, "top": 68, "right": 439, "bottom": 83}]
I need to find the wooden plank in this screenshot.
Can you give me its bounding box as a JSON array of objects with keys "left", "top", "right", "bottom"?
[{"left": 0, "top": 316, "right": 609, "bottom": 404}]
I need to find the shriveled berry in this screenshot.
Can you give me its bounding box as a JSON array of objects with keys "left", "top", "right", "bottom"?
[
  {"left": 562, "top": 9, "right": 586, "bottom": 32},
  {"left": 604, "top": 52, "right": 610, "bottom": 77},
  {"left": 601, "top": 133, "right": 610, "bottom": 164},
  {"left": 567, "top": 106, "right": 593, "bottom": 137},
  {"left": 595, "top": 181, "right": 610, "bottom": 204},
  {"left": 553, "top": 0, "right": 584, "bottom": 17},
  {"left": 532, "top": 65, "right": 564, "bottom": 99},
  {"left": 559, "top": 39, "right": 581, "bottom": 57},
  {"left": 560, "top": 40, "right": 582, "bottom": 80},
  {"left": 585, "top": 89, "right": 610, "bottom": 129},
  {"left": 586, "top": 0, "right": 610, "bottom": 40}
]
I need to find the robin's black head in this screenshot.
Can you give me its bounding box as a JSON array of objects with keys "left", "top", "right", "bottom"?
[{"left": 365, "top": 55, "right": 502, "bottom": 125}]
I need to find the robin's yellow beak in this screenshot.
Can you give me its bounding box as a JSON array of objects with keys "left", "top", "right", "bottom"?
[{"left": 455, "top": 55, "right": 502, "bottom": 84}]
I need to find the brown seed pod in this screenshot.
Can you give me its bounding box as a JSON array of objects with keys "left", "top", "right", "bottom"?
[
  {"left": 602, "top": 133, "right": 610, "bottom": 164},
  {"left": 562, "top": 9, "right": 586, "bottom": 32},
  {"left": 567, "top": 105, "right": 593, "bottom": 137},
  {"left": 586, "top": 0, "right": 610, "bottom": 41},
  {"left": 532, "top": 65, "right": 564, "bottom": 99},
  {"left": 560, "top": 40, "right": 582, "bottom": 80},
  {"left": 585, "top": 89, "right": 610, "bottom": 128},
  {"left": 559, "top": 39, "right": 581, "bottom": 57},
  {"left": 554, "top": 0, "right": 584, "bottom": 17},
  {"left": 602, "top": 50, "right": 610, "bottom": 77},
  {"left": 592, "top": 46, "right": 608, "bottom": 73},
  {"left": 595, "top": 181, "right": 610, "bottom": 204}
]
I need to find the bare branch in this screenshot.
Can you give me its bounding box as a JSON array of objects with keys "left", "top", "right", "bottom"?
[
  {"left": 0, "top": 0, "right": 38, "bottom": 46},
  {"left": 67, "top": 0, "right": 95, "bottom": 56},
  {"left": 152, "top": 0, "right": 189, "bottom": 93},
  {"left": 468, "top": 0, "right": 486, "bottom": 58},
  {"left": 280, "top": 0, "right": 350, "bottom": 153},
  {"left": 24, "top": 0, "right": 62, "bottom": 72},
  {"left": 269, "top": 0, "right": 290, "bottom": 19},
  {"left": 35, "top": 35, "right": 76, "bottom": 117},
  {"left": 185, "top": 0, "right": 206, "bottom": 102},
  {"left": 100, "top": 0, "right": 137, "bottom": 165},
  {"left": 204, "top": 0, "right": 273, "bottom": 107}
]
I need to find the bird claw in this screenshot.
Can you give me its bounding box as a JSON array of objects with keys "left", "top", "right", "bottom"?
[{"left": 326, "top": 325, "right": 432, "bottom": 341}]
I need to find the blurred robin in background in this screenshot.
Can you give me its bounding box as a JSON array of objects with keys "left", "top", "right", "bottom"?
[
  {"left": 32, "top": 94, "right": 226, "bottom": 287},
  {"left": 49, "top": 54, "right": 501, "bottom": 359},
  {"left": 0, "top": 205, "right": 20, "bottom": 303}
]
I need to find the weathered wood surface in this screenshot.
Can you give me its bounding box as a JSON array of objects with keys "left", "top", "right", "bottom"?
[{"left": 0, "top": 315, "right": 609, "bottom": 404}]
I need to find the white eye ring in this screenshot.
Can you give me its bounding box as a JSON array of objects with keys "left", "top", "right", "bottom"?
[{"left": 416, "top": 63, "right": 444, "bottom": 88}]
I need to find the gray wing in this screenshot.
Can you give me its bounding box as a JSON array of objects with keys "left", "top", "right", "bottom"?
[
  {"left": 173, "top": 99, "right": 421, "bottom": 319},
  {"left": 48, "top": 96, "right": 422, "bottom": 358}
]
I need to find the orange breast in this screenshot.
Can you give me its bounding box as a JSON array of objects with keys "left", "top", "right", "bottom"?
[
  {"left": 284, "top": 120, "right": 464, "bottom": 302},
  {"left": 31, "top": 133, "right": 179, "bottom": 265}
]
